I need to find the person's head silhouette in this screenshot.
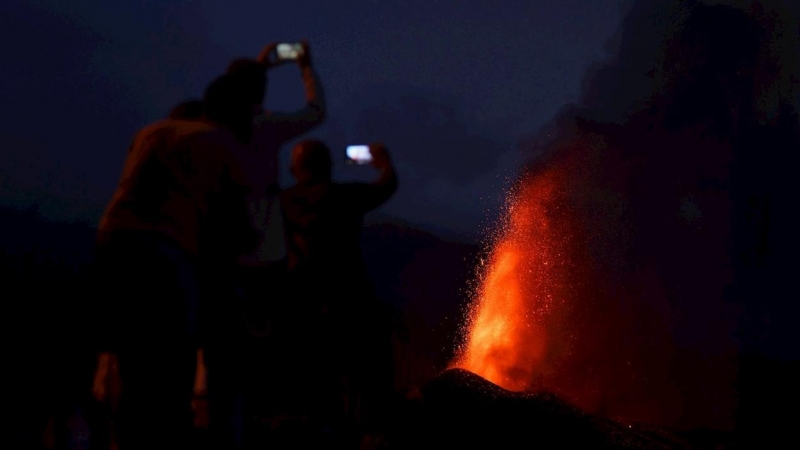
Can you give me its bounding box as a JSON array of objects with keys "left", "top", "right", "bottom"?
[
  {"left": 226, "top": 58, "right": 268, "bottom": 114},
  {"left": 290, "top": 139, "right": 333, "bottom": 183},
  {"left": 203, "top": 73, "right": 255, "bottom": 143}
]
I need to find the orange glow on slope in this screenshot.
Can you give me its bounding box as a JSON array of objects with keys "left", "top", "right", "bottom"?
[
  {"left": 450, "top": 133, "right": 739, "bottom": 430},
  {"left": 453, "top": 167, "right": 566, "bottom": 391}
]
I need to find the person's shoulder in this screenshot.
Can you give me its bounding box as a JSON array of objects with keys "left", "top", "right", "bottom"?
[
  {"left": 135, "top": 118, "right": 215, "bottom": 144},
  {"left": 139, "top": 117, "right": 209, "bottom": 132},
  {"left": 173, "top": 120, "right": 239, "bottom": 147},
  {"left": 134, "top": 118, "right": 178, "bottom": 139},
  {"left": 161, "top": 121, "right": 244, "bottom": 167},
  {"left": 175, "top": 119, "right": 223, "bottom": 137},
  {"left": 139, "top": 118, "right": 171, "bottom": 132},
  {"left": 128, "top": 119, "right": 185, "bottom": 151}
]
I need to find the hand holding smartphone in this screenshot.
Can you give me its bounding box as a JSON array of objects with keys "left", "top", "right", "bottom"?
[
  {"left": 345, "top": 145, "right": 373, "bottom": 165},
  {"left": 258, "top": 41, "right": 310, "bottom": 68},
  {"left": 276, "top": 42, "right": 304, "bottom": 61}
]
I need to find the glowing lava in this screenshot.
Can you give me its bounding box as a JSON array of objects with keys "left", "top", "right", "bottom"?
[
  {"left": 453, "top": 166, "right": 569, "bottom": 392},
  {"left": 450, "top": 131, "right": 739, "bottom": 430}
]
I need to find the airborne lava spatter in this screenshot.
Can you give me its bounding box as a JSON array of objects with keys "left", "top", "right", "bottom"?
[
  {"left": 446, "top": 0, "right": 795, "bottom": 432},
  {"left": 450, "top": 129, "right": 739, "bottom": 429},
  {"left": 452, "top": 166, "right": 571, "bottom": 392}
]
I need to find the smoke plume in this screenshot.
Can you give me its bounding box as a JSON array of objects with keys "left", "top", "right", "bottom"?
[{"left": 455, "top": 0, "right": 800, "bottom": 431}]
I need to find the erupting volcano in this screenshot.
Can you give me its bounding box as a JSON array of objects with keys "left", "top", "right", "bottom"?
[
  {"left": 447, "top": 129, "right": 663, "bottom": 423},
  {"left": 450, "top": 121, "right": 740, "bottom": 429},
  {"left": 445, "top": 0, "right": 800, "bottom": 431},
  {"left": 452, "top": 166, "right": 570, "bottom": 392}
]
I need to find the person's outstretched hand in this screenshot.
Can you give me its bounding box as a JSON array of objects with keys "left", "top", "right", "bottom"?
[
  {"left": 256, "top": 42, "right": 278, "bottom": 66},
  {"left": 92, "top": 363, "right": 107, "bottom": 404},
  {"left": 92, "top": 352, "right": 122, "bottom": 412},
  {"left": 257, "top": 42, "right": 292, "bottom": 69},
  {"left": 192, "top": 348, "right": 209, "bottom": 429},
  {"left": 369, "top": 143, "right": 391, "bottom": 170}
]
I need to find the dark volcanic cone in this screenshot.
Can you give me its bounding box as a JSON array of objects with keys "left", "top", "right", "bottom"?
[{"left": 420, "top": 368, "right": 731, "bottom": 449}]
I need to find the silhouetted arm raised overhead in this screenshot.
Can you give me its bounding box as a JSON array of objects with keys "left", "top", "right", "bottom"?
[
  {"left": 257, "top": 40, "right": 326, "bottom": 140},
  {"left": 354, "top": 142, "right": 398, "bottom": 212}
]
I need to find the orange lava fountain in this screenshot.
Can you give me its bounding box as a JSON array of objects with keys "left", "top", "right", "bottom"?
[
  {"left": 450, "top": 133, "right": 739, "bottom": 430},
  {"left": 452, "top": 165, "right": 571, "bottom": 392}
]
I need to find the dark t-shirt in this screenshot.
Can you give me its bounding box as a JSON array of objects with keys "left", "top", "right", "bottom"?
[
  {"left": 281, "top": 181, "right": 394, "bottom": 271},
  {"left": 279, "top": 179, "right": 396, "bottom": 374},
  {"left": 279, "top": 180, "right": 396, "bottom": 305}
]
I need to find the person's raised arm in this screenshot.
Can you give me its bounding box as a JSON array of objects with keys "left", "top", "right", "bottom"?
[
  {"left": 256, "top": 40, "right": 327, "bottom": 139},
  {"left": 356, "top": 142, "right": 398, "bottom": 212}
]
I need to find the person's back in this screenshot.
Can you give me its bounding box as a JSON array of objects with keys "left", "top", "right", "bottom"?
[
  {"left": 225, "top": 43, "right": 326, "bottom": 267},
  {"left": 280, "top": 182, "right": 374, "bottom": 276},
  {"left": 278, "top": 140, "right": 397, "bottom": 439},
  {"left": 98, "top": 118, "right": 246, "bottom": 256},
  {"left": 92, "top": 73, "right": 256, "bottom": 450},
  {"left": 280, "top": 141, "right": 397, "bottom": 291}
]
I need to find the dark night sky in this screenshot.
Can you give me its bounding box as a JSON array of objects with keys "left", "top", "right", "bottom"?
[{"left": 0, "top": 0, "right": 628, "bottom": 240}]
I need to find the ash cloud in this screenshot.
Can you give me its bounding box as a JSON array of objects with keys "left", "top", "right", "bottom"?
[{"left": 501, "top": 0, "right": 799, "bottom": 430}]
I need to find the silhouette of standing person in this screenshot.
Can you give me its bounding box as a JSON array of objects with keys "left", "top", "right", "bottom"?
[
  {"left": 226, "top": 40, "right": 326, "bottom": 272},
  {"left": 278, "top": 140, "right": 398, "bottom": 446},
  {"left": 200, "top": 40, "right": 327, "bottom": 449},
  {"left": 91, "top": 73, "right": 257, "bottom": 450}
]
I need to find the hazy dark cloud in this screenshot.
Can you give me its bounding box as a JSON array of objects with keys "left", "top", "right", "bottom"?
[{"left": 470, "top": 0, "right": 800, "bottom": 429}]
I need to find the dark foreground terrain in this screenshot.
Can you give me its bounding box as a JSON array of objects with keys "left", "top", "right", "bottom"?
[
  {"left": 3, "top": 205, "right": 799, "bottom": 449},
  {"left": 419, "top": 368, "right": 727, "bottom": 450},
  {"left": 418, "top": 362, "right": 798, "bottom": 450},
  {"left": 185, "top": 365, "right": 796, "bottom": 449}
]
